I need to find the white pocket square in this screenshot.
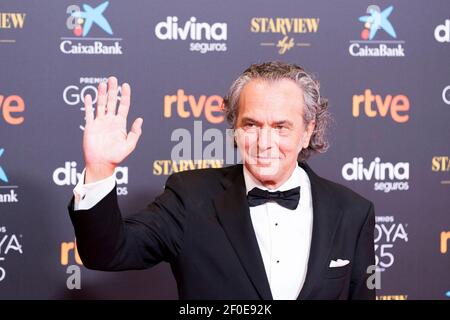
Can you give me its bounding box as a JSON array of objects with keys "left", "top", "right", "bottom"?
[{"left": 329, "top": 259, "right": 350, "bottom": 268}]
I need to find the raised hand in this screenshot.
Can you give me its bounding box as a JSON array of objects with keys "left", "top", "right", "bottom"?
[{"left": 83, "top": 76, "right": 143, "bottom": 183}]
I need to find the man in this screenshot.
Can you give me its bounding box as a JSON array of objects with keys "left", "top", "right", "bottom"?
[{"left": 68, "top": 61, "right": 376, "bottom": 300}]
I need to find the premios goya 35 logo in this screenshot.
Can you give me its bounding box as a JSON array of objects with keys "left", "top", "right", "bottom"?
[
  {"left": 375, "top": 216, "right": 408, "bottom": 272},
  {"left": 62, "top": 76, "right": 124, "bottom": 131},
  {"left": 60, "top": 1, "right": 123, "bottom": 55},
  {"left": 0, "top": 225, "right": 23, "bottom": 283}
]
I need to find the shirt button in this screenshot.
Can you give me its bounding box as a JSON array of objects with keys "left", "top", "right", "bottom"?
[
  {"left": 276, "top": 260, "right": 280, "bottom": 263},
  {"left": 275, "top": 223, "right": 278, "bottom": 226}
]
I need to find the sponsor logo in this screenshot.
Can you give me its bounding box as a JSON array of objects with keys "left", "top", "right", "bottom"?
[
  {"left": 155, "top": 16, "right": 227, "bottom": 53},
  {"left": 376, "top": 295, "right": 408, "bottom": 300},
  {"left": 352, "top": 89, "right": 410, "bottom": 123},
  {"left": 153, "top": 159, "right": 223, "bottom": 176},
  {"left": 0, "top": 225, "right": 23, "bottom": 282},
  {"left": 442, "top": 85, "right": 450, "bottom": 105},
  {"left": 431, "top": 156, "right": 450, "bottom": 185},
  {"left": 0, "top": 148, "right": 19, "bottom": 204},
  {"left": 342, "top": 157, "right": 409, "bottom": 193},
  {"left": 0, "top": 94, "right": 25, "bottom": 125},
  {"left": 52, "top": 161, "right": 128, "bottom": 196},
  {"left": 374, "top": 215, "right": 408, "bottom": 272},
  {"left": 0, "top": 11, "right": 26, "bottom": 44},
  {"left": 61, "top": 239, "right": 82, "bottom": 266},
  {"left": 250, "top": 16, "right": 319, "bottom": 54},
  {"left": 349, "top": 5, "right": 405, "bottom": 57},
  {"left": 60, "top": 1, "right": 123, "bottom": 55},
  {"left": 60, "top": 239, "right": 82, "bottom": 290},
  {"left": 62, "top": 76, "right": 124, "bottom": 130},
  {"left": 164, "top": 89, "right": 224, "bottom": 124},
  {"left": 441, "top": 231, "right": 450, "bottom": 254},
  {"left": 435, "top": 19, "right": 450, "bottom": 43}
]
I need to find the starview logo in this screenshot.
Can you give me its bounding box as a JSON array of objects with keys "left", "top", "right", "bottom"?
[
  {"left": 60, "top": 1, "right": 123, "bottom": 55},
  {"left": 349, "top": 5, "right": 405, "bottom": 57}
]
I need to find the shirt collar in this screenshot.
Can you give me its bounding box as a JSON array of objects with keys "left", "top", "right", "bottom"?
[{"left": 243, "top": 163, "right": 303, "bottom": 195}]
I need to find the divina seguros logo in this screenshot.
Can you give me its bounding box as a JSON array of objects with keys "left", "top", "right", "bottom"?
[
  {"left": 342, "top": 157, "right": 409, "bottom": 193},
  {"left": 154, "top": 16, "right": 227, "bottom": 54},
  {"left": 52, "top": 161, "right": 128, "bottom": 196},
  {"left": 349, "top": 5, "right": 405, "bottom": 57},
  {"left": 60, "top": 1, "right": 123, "bottom": 55}
]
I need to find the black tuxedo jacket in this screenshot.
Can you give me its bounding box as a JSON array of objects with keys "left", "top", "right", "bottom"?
[{"left": 68, "top": 162, "right": 376, "bottom": 300}]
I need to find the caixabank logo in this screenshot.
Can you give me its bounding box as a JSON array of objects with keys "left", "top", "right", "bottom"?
[
  {"left": 342, "top": 157, "right": 409, "bottom": 193},
  {"left": 0, "top": 148, "right": 19, "bottom": 204},
  {"left": 349, "top": 5, "right": 405, "bottom": 57},
  {"left": 374, "top": 215, "right": 408, "bottom": 272},
  {"left": 250, "top": 16, "right": 319, "bottom": 55},
  {"left": 60, "top": 1, "right": 123, "bottom": 55},
  {"left": 62, "top": 76, "right": 125, "bottom": 130},
  {"left": 52, "top": 161, "right": 129, "bottom": 196},
  {"left": 154, "top": 16, "right": 227, "bottom": 54},
  {"left": 0, "top": 225, "right": 23, "bottom": 283},
  {"left": 0, "top": 11, "right": 26, "bottom": 45}
]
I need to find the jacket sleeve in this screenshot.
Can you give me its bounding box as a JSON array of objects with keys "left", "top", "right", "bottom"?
[
  {"left": 67, "top": 173, "right": 187, "bottom": 271},
  {"left": 349, "top": 202, "right": 376, "bottom": 300}
]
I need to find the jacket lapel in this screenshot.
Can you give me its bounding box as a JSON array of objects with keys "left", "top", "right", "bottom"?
[
  {"left": 297, "top": 162, "right": 344, "bottom": 299},
  {"left": 214, "top": 165, "right": 273, "bottom": 300}
]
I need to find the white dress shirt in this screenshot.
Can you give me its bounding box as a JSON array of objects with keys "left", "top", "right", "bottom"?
[
  {"left": 73, "top": 164, "right": 313, "bottom": 299},
  {"left": 243, "top": 164, "right": 313, "bottom": 300}
]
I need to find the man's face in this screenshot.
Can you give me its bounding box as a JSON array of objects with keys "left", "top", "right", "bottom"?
[{"left": 235, "top": 79, "right": 315, "bottom": 189}]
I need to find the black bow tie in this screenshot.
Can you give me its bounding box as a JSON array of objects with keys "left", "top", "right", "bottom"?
[{"left": 247, "top": 186, "right": 300, "bottom": 210}]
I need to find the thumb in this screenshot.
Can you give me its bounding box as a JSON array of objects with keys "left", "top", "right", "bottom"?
[{"left": 126, "top": 117, "right": 143, "bottom": 153}]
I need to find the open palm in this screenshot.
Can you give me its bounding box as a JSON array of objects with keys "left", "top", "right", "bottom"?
[{"left": 83, "top": 77, "right": 143, "bottom": 181}]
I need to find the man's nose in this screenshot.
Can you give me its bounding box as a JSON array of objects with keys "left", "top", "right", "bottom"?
[{"left": 257, "top": 127, "right": 274, "bottom": 151}]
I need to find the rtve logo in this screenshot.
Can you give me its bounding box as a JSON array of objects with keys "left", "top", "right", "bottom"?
[
  {"left": 164, "top": 89, "right": 224, "bottom": 124},
  {"left": 352, "top": 89, "right": 410, "bottom": 123},
  {"left": 441, "top": 231, "right": 450, "bottom": 254},
  {"left": 0, "top": 94, "right": 25, "bottom": 125}
]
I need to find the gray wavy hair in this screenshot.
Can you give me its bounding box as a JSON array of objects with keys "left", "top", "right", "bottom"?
[{"left": 223, "top": 61, "right": 331, "bottom": 162}]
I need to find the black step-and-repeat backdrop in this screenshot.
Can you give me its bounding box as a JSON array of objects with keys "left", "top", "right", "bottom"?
[{"left": 0, "top": 0, "right": 449, "bottom": 299}]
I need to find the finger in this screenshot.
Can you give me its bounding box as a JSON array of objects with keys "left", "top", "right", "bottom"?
[
  {"left": 97, "top": 81, "right": 107, "bottom": 118},
  {"left": 117, "top": 83, "right": 131, "bottom": 119},
  {"left": 126, "top": 117, "right": 143, "bottom": 153},
  {"left": 106, "top": 76, "right": 118, "bottom": 116},
  {"left": 84, "top": 94, "right": 94, "bottom": 124}
]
